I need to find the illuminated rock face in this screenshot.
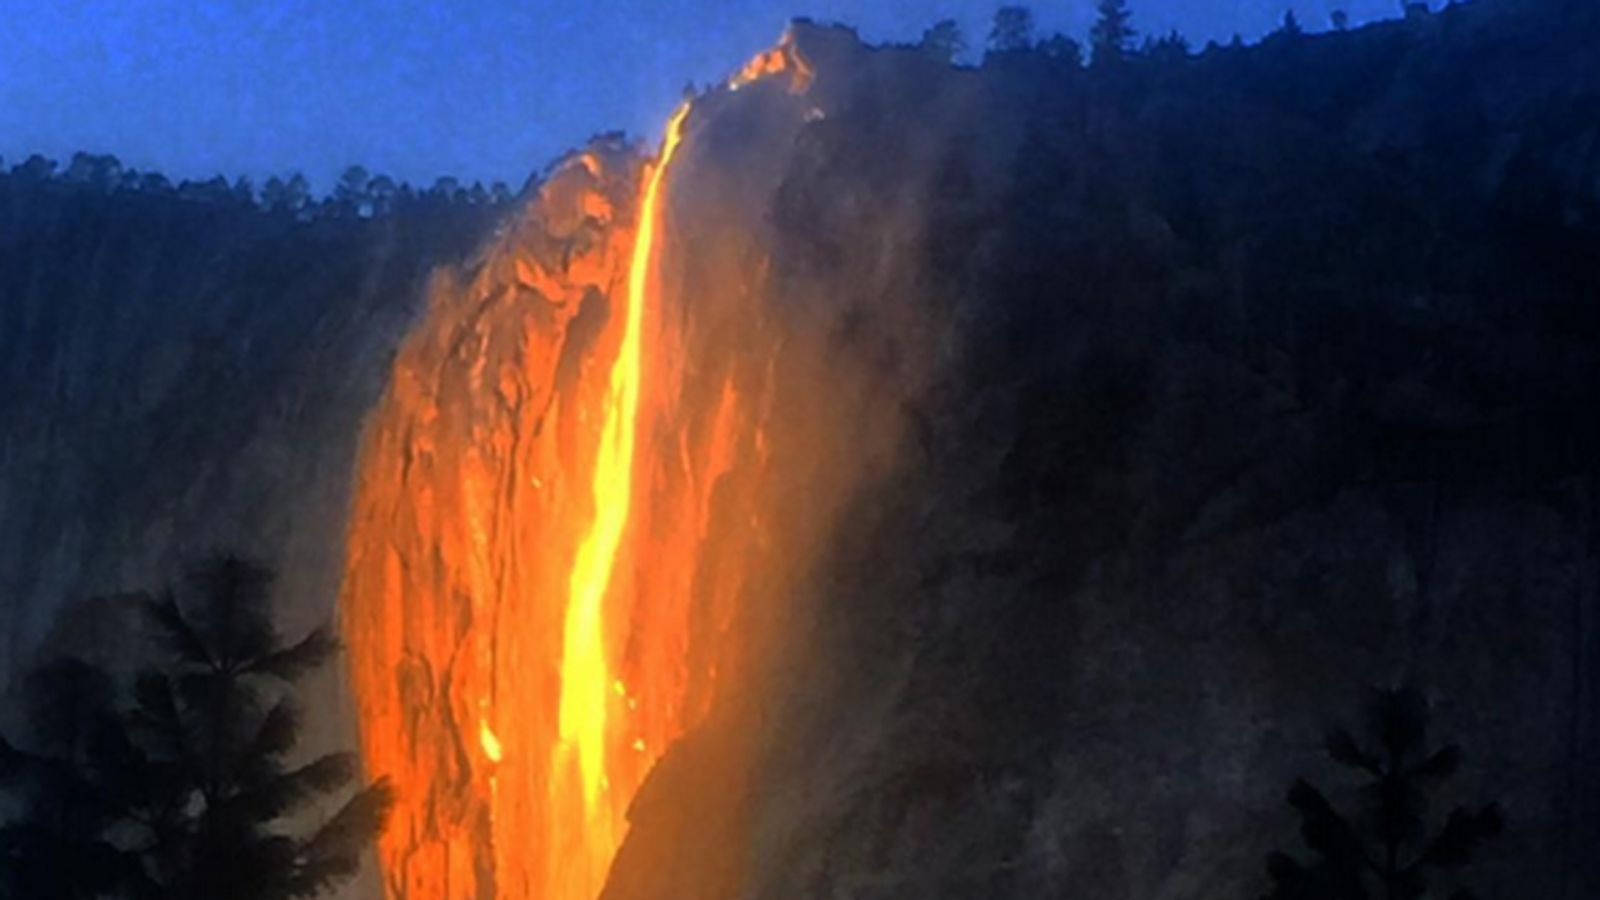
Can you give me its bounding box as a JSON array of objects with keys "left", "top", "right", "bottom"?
[
  {"left": 340, "top": 133, "right": 707, "bottom": 900},
  {"left": 339, "top": 135, "right": 647, "bottom": 899},
  {"left": 339, "top": 29, "right": 906, "bottom": 900}
]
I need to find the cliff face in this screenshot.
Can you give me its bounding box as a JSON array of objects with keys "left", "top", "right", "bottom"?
[
  {"left": 337, "top": 34, "right": 928, "bottom": 900},
  {"left": 602, "top": 7, "right": 1600, "bottom": 900},
  {"left": 0, "top": 183, "right": 497, "bottom": 682},
  {"left": 339, "top": 137, "right": 645, "bottom": 900},
  {"left": 9, "top": 2, "right": 1600, "bottom": 899}
]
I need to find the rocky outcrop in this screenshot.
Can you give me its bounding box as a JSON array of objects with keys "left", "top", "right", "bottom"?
[{"left": 338, "top": 31, "right": 927, "bottom": 899}]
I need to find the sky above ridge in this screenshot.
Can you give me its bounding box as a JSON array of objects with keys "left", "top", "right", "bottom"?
[{"left": 0, "top": 0, "right": 1427, "bottom": 188}]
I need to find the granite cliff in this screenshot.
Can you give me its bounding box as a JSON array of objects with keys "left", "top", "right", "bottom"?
[{"left": 5, "top": 2, "right": 1600, "bottom": 897}]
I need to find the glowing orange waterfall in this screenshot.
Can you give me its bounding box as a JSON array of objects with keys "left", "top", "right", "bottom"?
[
  {"left": 550, "top": 100, "right": 691, "bottom": 899},
  {"left": 338, "top": 97, "right": 734, "bottom": 900},
  {"left": 340, "top": 27, "right": 833, "bottom": 900}
]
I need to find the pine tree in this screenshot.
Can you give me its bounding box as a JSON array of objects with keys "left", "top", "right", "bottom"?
[
  {"left": 1090, "top": 0, "right": 1137, "bottom": 65},
  {"left": 0, "top": 556, "right": 393, "bottom": 900},
  {"left": 0, "top": 659, "right": 142, "bottom": 900},
  {"left": 333, "top": 165, "right": 372, "bottom": 216},
  {"left": 920, "top": 19, "right": 966, "bottom": 63},
  {"left": 1261, "top": 687, "right": 1504, "bottom": 900},
  {"left": 1148, "top": 30, "right": 1191, "bottom": 65},
  {"left": 987, "top": 6, "right": 1036, "bottom": 58},
  {"left": 1279, "top": 9, "right": 1304, "bottom": 37},
  {"left": 1037, "top": 34, "right": 1084, "bottom": 66}
]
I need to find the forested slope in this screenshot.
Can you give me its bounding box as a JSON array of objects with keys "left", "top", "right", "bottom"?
[
  {"left": 0, "top": 167, "right": 508, "bottom": 677},
  {"left": 603, "top": 4, "right": 1600, "bottom": 898}
]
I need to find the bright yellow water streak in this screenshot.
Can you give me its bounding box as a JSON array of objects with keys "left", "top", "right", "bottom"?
[{"left": 555, "top": 102, "right": 694, "bottom": 816}]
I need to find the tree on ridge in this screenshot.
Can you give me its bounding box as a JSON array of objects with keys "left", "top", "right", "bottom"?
[{"left": 1091, "top": 0, "right": 1137, "bottom": 65}]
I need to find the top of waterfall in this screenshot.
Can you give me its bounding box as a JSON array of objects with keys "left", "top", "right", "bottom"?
[{"left": 729, "top": 23, "right": 817, "bottom": 94}]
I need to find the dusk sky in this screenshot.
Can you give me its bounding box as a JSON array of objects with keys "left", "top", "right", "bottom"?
[{"left": 0, "top": 0, "right": 1423, "bottom": 189}]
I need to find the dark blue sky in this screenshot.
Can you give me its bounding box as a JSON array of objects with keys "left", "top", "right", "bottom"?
[{"left": 0, "top": 0, "right": 1421, "bottom": 189}]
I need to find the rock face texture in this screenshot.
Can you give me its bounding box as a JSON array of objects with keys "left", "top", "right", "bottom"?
[
  {"left": 338, "top": 35, "right": 924, "bottom": 900},
  {"left": 0, "top": 181, "right": 495, "bottom": 681},
  {"left": 10, "top": 3, "right": 1600, "bottom": 900},
  {"left": 601, "top": 8, "right": 1600, "bottom": 900},
  {"left": 0, "top": 184, "right": 503, "bottom": 898}
]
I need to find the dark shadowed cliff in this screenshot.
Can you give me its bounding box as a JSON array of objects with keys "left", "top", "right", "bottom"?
[
  {"left": 0, "top": 173, "right": 506, "bottom": 713},
  {"left": 603, "top": 4, "right": 1600, "bottom": 899},
  {"left": 4, "top": 1, "right": 1600, "bottom": 898}
]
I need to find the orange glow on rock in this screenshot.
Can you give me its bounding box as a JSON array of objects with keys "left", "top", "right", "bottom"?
[
  {"left": 340, "top": 100, "right": 724, "bottom": 900},
  {"left": 550, "top": 99, "right": 690, "bottom": 895},
  {"left": 731, "top": 26, "right": 815, "bottom": 93},
  {"left": 338, "top": 28, "right": 898, "bottom": 900}
]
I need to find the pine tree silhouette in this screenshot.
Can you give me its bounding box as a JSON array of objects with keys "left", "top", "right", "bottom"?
[
  {"left": 1091, "top": 0, "right": 1137, "bottom": 65},
  {"left": 0, "top": 659, "right": 140, "bottom": 900},
  {"left": 1261, "top": 687, "right": 1504, "bottom": 900},
  {"left": 0, "top": 555, "right": 392, "bottom": 900},
  {"left": 919, "top": 19, "right": 966, "bottom": 63},
  {"left": 987, "top": 6, "right": 1036, "bottom": 58}
]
